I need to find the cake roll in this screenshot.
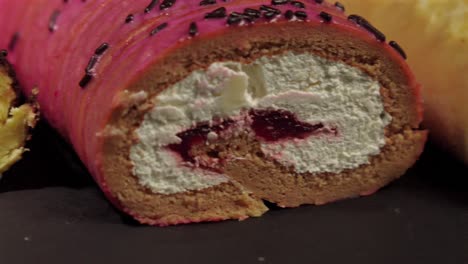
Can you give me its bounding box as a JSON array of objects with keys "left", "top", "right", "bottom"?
[
  {"left": 0, "top": 51, "right": 37, "bottom": 176},
  {"left": 0, "top": 0, "right": 427, "bottom": 225},
  {"left": 340, "top": 0, "right": 468, "bottom": 164}
]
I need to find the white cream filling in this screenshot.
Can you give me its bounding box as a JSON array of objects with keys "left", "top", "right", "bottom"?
[{"left": 129, "top": 52, "right": 391, "bottom": 194}]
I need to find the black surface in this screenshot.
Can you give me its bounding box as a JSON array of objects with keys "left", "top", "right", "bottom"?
[{"left": 0, "top": 122, "right": 467, "bottom": 264}]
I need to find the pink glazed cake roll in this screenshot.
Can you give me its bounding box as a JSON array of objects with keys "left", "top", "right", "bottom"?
[{"left": 0, "top": 0, "right": 426, "bottom": 226}]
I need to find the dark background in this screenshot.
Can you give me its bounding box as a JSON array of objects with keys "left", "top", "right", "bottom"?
[{"left": 1, "top": 122, "right": 467, "bottom": 264}]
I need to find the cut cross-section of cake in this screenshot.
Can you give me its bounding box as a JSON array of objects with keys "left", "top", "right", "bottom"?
[{"left": 0, "top": 0, "right": 426, "bottom": 225}]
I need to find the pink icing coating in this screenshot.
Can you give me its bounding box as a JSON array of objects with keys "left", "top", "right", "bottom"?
[{"left": 0, "top": 0, "right": 421, "bottom": 225}]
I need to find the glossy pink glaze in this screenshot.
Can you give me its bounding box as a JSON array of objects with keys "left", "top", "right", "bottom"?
[{"left": 0, "top": 0, "right": 422, "bottom": 225}]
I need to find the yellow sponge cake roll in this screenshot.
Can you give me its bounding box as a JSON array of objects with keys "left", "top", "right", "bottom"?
[{"left": 339, "top": 0, "right": 468, "bottom": 163}]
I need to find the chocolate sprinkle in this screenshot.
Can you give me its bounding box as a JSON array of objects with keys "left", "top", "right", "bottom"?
[
  {"left": 145, "top": 0, "right": 158, "bottom": 13},
  {"left": 244, "top": 8, "right": 261, "bottom": 19},
  {"left": 189, "top": 22, "right": 198, "bottom": 36},
  {"left": 260, "top": 5, "right": 281, "bottom": 14},
  {"left": 272, "top": 0, "right": 289, "bottom": 5},
  {"left": 242, "top": 15, "right": 254, "bottom": 23},
  {"left": 389, "top": 40, "right": 407, "bottom": 59},
  {"left": 314, "top": 0, "right": 324, "bottom": 3},
  {"left": 264, "top": 11, "right": 279, "bottom": 19},
  {"left": 95, "top": 43, "right": 109, "bottom": 55},
  {"left": 230, "top": 11, "right": 243, "bottom": 17},
  {"left": 48, "top": 10, "right": 61, "bottom": 33},
  {"left": 81, "top": 43, "right": 110, "bottom": 85},
  {"left": 79, "top": 73, "right": 93, "bottom": 88},
  {"left": 294, "top": 11, "right": 307, "bottom": 20},
  {"left": 285, "top": 10, "right": 294, "bottom": 20},
  {"left": 0, "top": 50, "right": 7, "bottom": 57},
  {"left": 205, "top": 7, "right": 227, "bottom": 18},
  {"left": 85, "top": 55, "right": 98, "bottom": 73},
  {"left": 227, "top": 13, "right": 243, "bottom": 25},
  {"left": 348, "top": 14, "right": 386, "bottom": 42},
  {"left": 125, "top": 14, "right": 134, "bottom": 23},
  {"left": 290, "top": 1, "right": 305, "bottom": 8},
  {"left": 150, "top": 22, "right": 168, "bottom": 36},
  {"left": 8, "top": 32, "right": 19, "bottom": 51},
  {"left": 334, "top": 2, "right": 345, "bottom": 12},
  {"left": 348, "top": 14, "right": 367, "bottom": 24},
  {"left": 160, "top": 0, "right": 176, "bottom": 10},
  {"left": 319, "top": 11, "right": 332, "bottom": 22},
  {"left": 199, "top": 0, "right": 216, "bottom": 5}
]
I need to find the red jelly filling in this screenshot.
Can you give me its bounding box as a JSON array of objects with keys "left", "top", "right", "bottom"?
[
  {"left": 168, "top": 109, "right": 332, "bottom": 165},
  {"left": 249, "top": 109, "right": 325, "bottom": 142},
  {"left": 167, "top": 120, "right": 233, "bottom": 163}
]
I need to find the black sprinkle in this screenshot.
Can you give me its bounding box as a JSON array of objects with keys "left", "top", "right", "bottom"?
[
  {"left": 285, "top": 10, "right": 294, "bottom": 20},
  {"left": 48, "top": 10, "right": 61, "bottom": 33},
  {"left": 125, "top": 14, "right": 134, "bottom": 23},
  {"left": 272, "top": 0, "right": 289, "bottom": 5},
  {"left": 348, "top": 14, "right": 386, "bottom": 42},
  {"left": 242, "top": 15, "right": 254, "bottom": 23},
  {"left": 260, "top": 5, "right": 281, "bottom": 14},
  {"left": 79, "top": 73, "right": 93, "bottom": 88},
  {"left": 230, "top": 11, "right": 243, "bottom": 17},
  {"left": 189, "top": 22, "right": 198, "bottom": 36},
  {"left": 95, "top": 43, "right": 109, "bottom": 55},
  {"left": 334, "top": 2, "right": 345, "bottom": 12},
  {"left": 85, "top": 55, "right": 99, "bottom": 73},
  {"left": 160, "top": 0, "right": 176, "bottom": 10},
  {"left": 294, "top": 11, "right": 307, "bottom": 20},
  {"left": 264, "top": 11, "right": 278, "bottom": 19},
  {"left": 145, "top": 0, "right": 158, "bottom": 13},
  {"left": 150, "top": 22, "right": 168, "bottom": 36},
  {"left": 232, "top": 10, "right": 254, "bottom": 25},
  {"left": 244, "top": 8, "right": 261, "bottom": 19},
  {"left": 199, "top": 0, "right": 216, "bottom": 5},
  {"left": 63, "top": 0, "right": 68, "bottom": 2},
  {"left": 290, "top": 1, "right": 305, "bottom": 8},
  {"left": 314, "top": 0, "right": 324, "bottom": 3},
  {"left": 364, "top": 25, "right": 386, "bottom": 42},
  {"left": 0, "top": 50, "right": 7, "bottom": 57},
  {"left": 8, "top": 32, "right": 19, "bottom": 51},
  {"left": 319, "top": 11, "right": 332, "bottom": 22},
  {"left": 348, "top": 14, "right": 366, "bottom": 24},
  {"left": 205, "top": 7, "right": 227, "bottom": 19},
  {"left": 389, "top": 40, "right": 407, "bottom": 59},
  {"left": 227, "top": 12, "right": 243, "bottom": 25}
]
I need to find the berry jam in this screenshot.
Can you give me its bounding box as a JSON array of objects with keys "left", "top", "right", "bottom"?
[
  {"left": 167, "top": 109, "right": 332, "bottom": 166},
  {"left": 167, "top": 119, "right": 233, "bottom": 163},
  {"left": 249, "top": 109, "right": 325, "bottom": 142}
]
